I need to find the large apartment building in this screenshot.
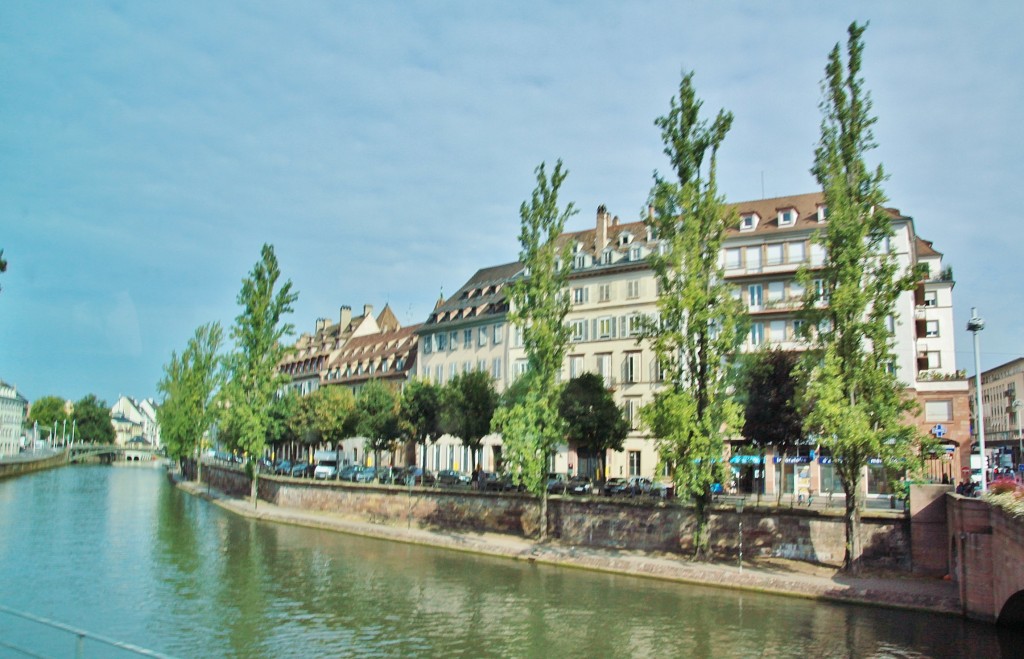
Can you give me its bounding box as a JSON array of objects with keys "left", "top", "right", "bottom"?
[
  {"left": 969, "top": 357, "right": 1024, "bottom": 471},
  {"left": 0, "top": 380, "right": 28, "bottom": 457}
]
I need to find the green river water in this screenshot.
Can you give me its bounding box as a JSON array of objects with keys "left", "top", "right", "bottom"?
[{"left": 0, "top": 465, "right": 1018, "bottom": 658}]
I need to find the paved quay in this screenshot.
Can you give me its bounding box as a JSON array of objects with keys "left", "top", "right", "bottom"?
[{"left": 175, "top": 478, "right": 960, "bottom": 617}]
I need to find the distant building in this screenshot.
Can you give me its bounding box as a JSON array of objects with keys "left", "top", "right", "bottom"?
[
  {"left": 0, "top": 380, "right": 28, "bottom": 457},
  {"left": 969, "top": 356, "right": 1024, "bottom": 467},
  {"left": 110, "top": 396, "right": 161, "bottom": 448}
]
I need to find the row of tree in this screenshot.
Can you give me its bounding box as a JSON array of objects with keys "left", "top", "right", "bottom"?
[{"left": 25, "top": 393, "right": 115, "bottom": 444}]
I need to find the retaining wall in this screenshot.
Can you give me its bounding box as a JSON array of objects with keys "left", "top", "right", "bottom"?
[{"left": 0, "top": 450, "right": 68, "bottom": 480}]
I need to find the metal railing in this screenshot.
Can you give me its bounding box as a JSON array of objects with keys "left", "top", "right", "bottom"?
[{"left": 0, "top": 604, "right": 172, "bottom": 658}]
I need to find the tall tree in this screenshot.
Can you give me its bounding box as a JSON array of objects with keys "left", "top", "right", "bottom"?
[
  {"left": 28, "top": 395, "right": 68, "bottom": 437},
  {"left": 73, "top": 394, "right": 115, "bottom": 444},
  {"left": 559, "top": 373, "right": 628, "bottom": 483},
  {"left": 491, "top": 160, "right": 575, "bottom": 539},
  {"left": 639, "top": 72, "right": 746, "bottom": 560},
  {"left": 266, "top": 389, "right": 300, "bottom": 454},
  {"left": 799, "top": 22, "right": 925, "bottom": 572},
  {"left": 158, "top": 322, "right": 225, "bottom": 480},
  {"left": 0, "top": 248, "right": 7, "bottom": 292},
  {"left": 312, "top": 386, "right": 358, "bottom": 447},
  {"left": 441, "top": 370, "right": 498, "bottom": 469},
  {"left": 221, "top": 244, "right": 298, "bottom": 504},
  {"left": 356, "top": 379, "right": 402, "bottom": 471},
  {"left": 400, "top": 378, "right": 442, "bottom": 471},
  {"left": 737, "top": 349, "right": 803, "bottom": 502}
]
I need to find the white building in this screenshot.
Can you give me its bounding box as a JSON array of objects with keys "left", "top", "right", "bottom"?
[
  {"left": 0, "top": 380, "right": 28, "bottom": 457},
  {"left": 110, "top": 396, "right": 161, "bottom": 448}
]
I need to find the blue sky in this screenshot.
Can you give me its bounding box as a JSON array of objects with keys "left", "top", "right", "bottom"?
[{"left": 2, "top": 2, "right": 1021, "bottom": 406}]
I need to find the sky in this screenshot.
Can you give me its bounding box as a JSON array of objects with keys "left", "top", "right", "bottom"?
[{"left": 1, "top": 2, "right": 1021, "bottom": 406}]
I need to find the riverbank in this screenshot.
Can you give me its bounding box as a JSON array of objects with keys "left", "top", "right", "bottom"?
[
  {"left": 0, "top": 449, "right": 67, "bottom": 480},
  {"left": 174, "top": 475, "right": 960, "bottom": 618}
]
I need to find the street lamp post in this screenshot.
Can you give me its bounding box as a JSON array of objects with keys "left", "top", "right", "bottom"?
[
  {"left": 1014, "top": 399, "right": 1023, "bottom": 472},
  {"left": 967, "top": 308, "right": 987, "bottom": 493}
]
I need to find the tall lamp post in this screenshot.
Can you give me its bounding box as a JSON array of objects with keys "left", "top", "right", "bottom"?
[
  {"left": 967, "top": 308, "right": 987, "bottom": 493},
  {"left": 1013, "top": 399, "right": 1023, "bottom": 471}
]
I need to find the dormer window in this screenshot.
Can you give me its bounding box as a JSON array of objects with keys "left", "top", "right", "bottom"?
[
  {"left": 573, "top": 253, "right": 590, "bottom": 269},
  {"left": 618, "top": 232, "right": 633, "bottom": 247},
  {"left": 778, "top": 208, "right": 797, "bottom": 227},
  {"left": 816, "top": 204, "right": 828, "bottom": 222},
  {"left": 629, "top": 246, "right": 642, "bottom": 261},
  {"left": 601, "top": 249, "right": 613, "bottom": 265},
  {"left": 572, "top": 242, "right": 582, "bottom": 254},
  {"left": 740, "top": 213, "right": 760, "bottom": 232}
]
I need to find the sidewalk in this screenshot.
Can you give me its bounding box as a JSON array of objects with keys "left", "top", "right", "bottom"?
[{"left": 174, "top": 478, "right": 960, "bottom": 617}]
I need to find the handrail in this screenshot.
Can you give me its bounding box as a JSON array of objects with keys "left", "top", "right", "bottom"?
[{"left": 0, "top": 604, "right": 172, "bottom": 658}]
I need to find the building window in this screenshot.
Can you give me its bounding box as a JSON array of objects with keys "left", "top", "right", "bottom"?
[
  {"left": 602, "top": 249, "right": 613, "bottom": 265},
  {"left": 628, "top": 450, "right": 641, "bottom": 476},
  {"left": 478, "top": 326, "right": 488, "bottom": 346},
  {"left": 926, "top": 351, "right": 941, "bottom": 370},
  {"left": 494, "top": 324, "right": 503, "bottom": 344},
  {"left": 569, "top": 355, "right": 583, "bottom": 379},
  {"left": 422, "top": 335, "right": 432, "bottom": 354},
  {"left": 513, "top": 326, "right": 524, "bottom": 348},
  {"left": 450, "top": 363, "right": 458, "bottom": 379},
  {"left": 813, "top": 279, "right": 829, "bottom": 303},
  {"left": 740, "top": 213, "right": 758, "bottom": 231},
  {"left": 463, "top": 329, "right": 472, "bottom": 347},
  {"left": 597, "top": 316, "right": 616, "bottom": 339},
  {"left": 436, "top": 333, "right": 447, "bottom": 351},
  {"left": 597, "top": 354, "right": 613, "bottom": 386},
  {"left": 513, "top": 360, "right": 529, "bottom": 379},
  {"left": 748, "top": 284, "right": 763, "bottom": 308},
  {"left": 725, "top": 248, "right": 742, "bottom": 270},
  {"left": 810, "top": 243, "right": 826, "bottom": 266},
  {"left": 767, "top": 281, "right": 784, "bottom": 303},
  {"left": 925, "top": 400, "right": 953, "bottom": 422},
  {"left": 626, "top": 279, "right": 640, "bottom": 299},
  {"left": 625, "top": 314, "right": 643, "bottom": 338},
  {"left": 435, "top": 365, "right": 443, "bottom": 384},
  {"left": 770, "top": 320, "right": 786, "bottom": 342},
  {"left": 792, "top": 319, "right": 805, "bottom": 337},
  {"left": 492, "top": 358, "right": 502, "bottom": 379},
  {"left": 750, "top": 322, "right": 765, "bottom": 346},
  {"left": 788, "top": 241, "right": 806, "bottom": 263},
  {"left": 629, "top": 246, "right": 642, "bottom": 261},
  {"left": 623, "top": 353, "right": 640, "bottom": 384},
  {"left": 624, "top": 398, "right": 640, "bottom": 430},
  {"left": 574, "top": 254, "right": 587, "bottom": 269},
  {"left": 746, "top": 246, "right": 761, "bottom": 271},
  {"left": 572, "top": 287, "right": 589, "bottom": 305},
  {"left": 817, "top": 204, "right": 828, "bottom": 222},
  {"left": 766, "top": 243, "right": 784, "bottom": 266},
  {"left": 477, "top": 359, "right": 487, "bottom": 372},
  {"left": 779, "top": 209, "right": 796, "bottom": 227},
  {"left": 598, "top": 284, "right": 611, "bottom": 302},
  {"left": 449, "top": 331, "right": 459, "bottom": 350},
  {"left": 569, "top": 319, "right": 587, "bottom": 343},
  {"left": 926, "top": 320, "right": 940, "bottom": 338},
  {"left": 923, "top": 290, "right": 938, "bottom": 307}
]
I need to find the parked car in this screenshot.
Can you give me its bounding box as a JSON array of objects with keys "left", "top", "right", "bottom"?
[
  {"left": 567, "top": 476, "right": 593, "bottom": 495},
  {"left": 437, "top": 470, "right": 471, "bottom": 487},
  {"left": 338, "top": 464, "right": 362, "bottom": 482},
  {"left": 648, "top": 480, "right": 675, "bottom": 499},
  {"left": 402, "top": 467, "right": 435, "bottom": 486},
  {"left": 291, "top": 462, "right": 315, "bottom": 478},
  {"left": 546, "top": 473, "right": 568, "bottom": 494},
  {"left": 273, "top": 460, "right": 293, "bottom": 476},
  {"left": 602, "top": 477, "right": 629, "bottom": 496},
  {"left": 376, "top": 466, "right": 402, "bottom": 485},
  {"left": 355, "top": 466, "right": 379, "bottom": 483},
  {"left": 625, "top": 476, "right": 652, "bottom": 496}
]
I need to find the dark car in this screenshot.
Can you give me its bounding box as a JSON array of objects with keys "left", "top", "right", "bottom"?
[
  {"left": 274, "top": 460, "right": 293, "bottom": 476},
  {"left": 480, "top": 471, "right": 506, "bottom": 492},
  {"left": 403, "top": 467, "right": 435, "bottom": 486},
  {"left": 546, "top": 473, "right": 568, "bottom": 494},
  {"left": 625, "top": 476, "right": 652, "bottom": 496},
  {"left": 567, "top": 476, "right": 593, "bottom": 496},
  {"left": 355, "top": 466, "right": 379, "bottom": 483},
  {"left": 338, "top": 464, "right": 361, "bottom": 482},
  {"left": 602, "top": 477, "right": 629, "bottom": 496},
  {"left": 291, "top": 462, "right": 314, "bottom": 478},
  {"left": 376, "top": 466, "right": 401, "bottom": 484},
  {"left": 437, "top": 470, "right": 471, "bottom": 487}
]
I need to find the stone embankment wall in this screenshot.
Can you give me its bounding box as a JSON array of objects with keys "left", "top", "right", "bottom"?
[
  {"left": 203, "top": 464, "right": 910, "bottom": 568},
  {"left": 0, "top": 450, "right": 68, "bottom": 480}
]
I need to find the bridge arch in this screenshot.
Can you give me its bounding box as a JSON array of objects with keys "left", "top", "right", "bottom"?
[{"left": 998, "top": 591, "right": 1024, "bottom": 627}]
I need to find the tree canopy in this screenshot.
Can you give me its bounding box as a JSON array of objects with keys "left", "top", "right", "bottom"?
[
  {"left": 640, "top": 71, "right": 746, "bottom": 559},
  {"left": 441, "top": 370, "right": 498, "bottom": 465},
  {"left": 356, "top": 379, "right": 402, "bottom": 468},
  {"left": 400, "top": 378, "right": 442, "bottom": 469},
  {"left": 28, "top": 395, "right": 68, "bottom": 436},
  {"left": 799, "top": 22, "right": 926, "bottom": 572},
  {"left": 73, "top": 394, "right": 114, "bottom": 444},
  {"left": 558, "top": 373, "right": 627, "bottom": 482}
]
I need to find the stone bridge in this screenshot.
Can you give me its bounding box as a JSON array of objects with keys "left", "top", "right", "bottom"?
[{"left": 947, "top": 494, "right": 1024, "bottom": 625}]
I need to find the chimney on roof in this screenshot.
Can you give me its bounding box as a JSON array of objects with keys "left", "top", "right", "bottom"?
[
  {"left": 648, "top": 205, "right": 655, "bottom": 222},
  {"left": 597, "top": 204, "right": 610, "bottom": 250},
  {"left": 340, "top": 305, "right": 352, "bottom": 329},
  {"left": 315, "top": 318, "right": 327, "bottom": 333},
  {"left": 612, "top": 215, "right": 619, "bottom": 227},
  {"left": 363, "top": 304, "right": 374, "bottom": 318}
]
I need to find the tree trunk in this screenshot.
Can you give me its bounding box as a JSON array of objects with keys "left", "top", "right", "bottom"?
[
  {"left": 693, "top": 490, "right": 711, "bottom": 560},
  {"left": 251, "top": 470, "right": 259, "bottom": 510},
  {"left": 842, "top": 475, "right": 862, "bottom": 573},
  {"left": 540, "top": 488, "right": 549, "bottom": 541},
  {"left": 197, "top": 454, "right": 202, "bottom": 484}
]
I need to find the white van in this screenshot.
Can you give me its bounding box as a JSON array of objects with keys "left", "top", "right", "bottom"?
[{"left": 314, "top": 450, "right": 340, "bottom": 480}]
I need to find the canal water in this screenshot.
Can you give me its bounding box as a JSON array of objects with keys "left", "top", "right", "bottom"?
[{"left": 0, "top": 466, "right": 1018, "bottom": 657}]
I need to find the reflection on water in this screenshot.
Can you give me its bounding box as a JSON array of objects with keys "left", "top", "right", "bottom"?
[{"left": 0, "top": 466, "right": 1018, "bottom": 657}]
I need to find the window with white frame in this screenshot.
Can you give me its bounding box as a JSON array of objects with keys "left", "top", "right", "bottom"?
[
  {"left": 766, "top": 243, "right": 784, "bottom": 265},
  {"left": 492, "top": 358, "right": 502, "bottom": 379},
  {"left": 740, "top": 213, "right": 758, "bottom": 231},
  {"left": 628, "top": 450, "right": 641, "bottom": 476},
  {"left": 624, "top": 398, "right": 640, "bottom": 430},
  {"left": 478, "top": 326, "right": 488, "bottom": 346},
  {"left": 629, "top": 246, "right": 641, "bottom": 261},
  {"left": 513, "top": 326, "right": 524, "bottom": 348},
  {"left": 626, "top": 314, "right": 643, "bottom": 337},
  {"left": 816, "top": 204, "right": 828, "bottom": 222},
  {"left": 748, "top": 284, "right": 763, "bottom": 308},
  {"left": 746, "top": 246, "right": 761, "bottom": 271},
  {"left": 750, "top": 322, "right": 765, "bottom": 346},
  {"left": 435, "top": 365, "right": 443, "bottom": 384},
  {"left": 623, "top": 352, "right": 641, "bottom": 384},
  {"left": 779, "top": 208, "right": 796, "bottom": 227},
  {"left": 792, "top": 319, "right": 805, "bottom": 338},
  {"left": 569, "top": 355, "right": 583, "bottom": 379},
  {"left": 813, "top": 279, "right": 829, "bottom": 303},
  {"left": 926, "top": 320, "right": 940, "bottom": 338},
  {"left": 925, "top": 400, "right": 953, "bottom": 422},
  {"left": 789, "top": 281, "right": 805, "bottom": 300},
  {"left": 598, "top": 283, "right": 611, "bottom": 302},
  {"left": 926, "top": 351, "right": 941, "bottom": 369},
  {"left": 572, "top": 287, "right": 589, "bottom": 305},
  {"left": 626, "top": 279, "right": 640, "bottom": 299},
  {"left": 436, "top": 333, "right": 447, "bottom": 351},
  {"left": 464, "top": 329, "right": 473, "bottom": 347},
  {"left": 725, "top": 248, "right": 742, "bottom": 270},
  {"left": 923, "top": 290, "right": 938, "bottom": 307},
  {"left": 422, "top": 335, "right": 432, "bottom": 354},
  {"left": 597, "top": 316, "right": 615, "bottom": 339},
  {"left": 569, "top": 319, "right": 587, "bottom": 342},
  {"left": 449, "top": 363, "right": 458, "bottom": 379},
  {"left": 573, "top": 254, "right": 587, "bottom": 269},
  {"left": 493, "top": 324, "right": 503, "bottom": 343},
  {"left": 788, "top": 241, "right": 806, "bottom": 263},
  {"left": 513, "top": 359, "right": 529, "bottom": 379},
  {"left": 767, "top": 281, "right": 784, "bottom": 303},
  {"left": 477, "top": 359, "right": 486, "bottom": 372},
  {"left": 450, "top": 331, "right": 459, "bottom": 350},
  {"left": 886, "top": 315, "right": 896, "bottom": 334},
  {"left": 770, "top": 320, "right": 786, "bottom": 342},
  {"left": 810, "top": 243, "right": 826, "bottom": 266},
  {"left": 597, "top": 354, "right": 612, "bottom": 386},
  {"left": 602, "top": 249, "right": 613, "bottom": 265}
]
